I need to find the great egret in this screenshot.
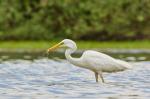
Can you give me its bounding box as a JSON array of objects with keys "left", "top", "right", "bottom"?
[{"left": 47, "top": 39, "right": 132, "bottom": 83}]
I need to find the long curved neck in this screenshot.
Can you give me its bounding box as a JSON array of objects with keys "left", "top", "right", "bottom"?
[{"left": 65, "top": 48, "right": 83, "bottom": 66}]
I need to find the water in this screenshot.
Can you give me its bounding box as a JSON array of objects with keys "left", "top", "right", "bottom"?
[{"left": 0, "top": 53, "right": 150, "bottom": 99}]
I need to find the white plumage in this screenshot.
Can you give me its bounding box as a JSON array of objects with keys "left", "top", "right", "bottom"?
[
  {"left": 47, "top": 39, "right": 132, "bottom": 83},
  {"left": 79, "top": 50, "right": 131, "bottom": 72}
]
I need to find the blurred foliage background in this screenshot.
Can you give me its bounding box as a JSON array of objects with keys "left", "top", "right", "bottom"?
[{"left": 0, "top": 0, "right": 150, "bottom": 41}]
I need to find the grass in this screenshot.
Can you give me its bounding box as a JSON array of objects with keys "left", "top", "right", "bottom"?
[
  {"left": 0, "top": 40, "right": 149, "bottom": 50},
  {"left": 77, "top": 40, "right": 150, "bottom": 49}
]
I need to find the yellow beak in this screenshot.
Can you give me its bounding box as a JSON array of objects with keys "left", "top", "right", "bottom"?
[{"left": 47, "top": 42, "right": 63, "bottom": 53}]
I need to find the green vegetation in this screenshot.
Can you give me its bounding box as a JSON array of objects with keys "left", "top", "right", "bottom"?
[
  {"left": 0, "top": 41, "right": 149, "bottom": 50},
  {"left": 0, "top": 0, "right": 150, "bottom": 41}
]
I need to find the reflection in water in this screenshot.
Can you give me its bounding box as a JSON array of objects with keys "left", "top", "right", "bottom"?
[
  {"left": 0, "top": 58, "right": 149, "bottom": 99},
  {"left": 0, "top": 51, "right": 150, "bottom": 61}
]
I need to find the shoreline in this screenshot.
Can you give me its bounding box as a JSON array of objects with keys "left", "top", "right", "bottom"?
[{"left": 0, "top": 48, "right": 150, "bottom": 54}]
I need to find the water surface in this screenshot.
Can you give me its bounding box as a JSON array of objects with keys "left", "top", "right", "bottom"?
[{"left": 0, "top": 53, "right": 150, "bottom": 99}]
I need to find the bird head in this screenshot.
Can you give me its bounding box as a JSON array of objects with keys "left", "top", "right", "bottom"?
[{"left": 47, "top": 39, "right": 77, "bottom": 53}]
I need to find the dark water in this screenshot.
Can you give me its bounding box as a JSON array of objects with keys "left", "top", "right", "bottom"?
[{"left": 0, "top": 52, "right": 150, "bottom": 99}]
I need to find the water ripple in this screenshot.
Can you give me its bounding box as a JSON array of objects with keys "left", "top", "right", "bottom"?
[{"left": 0, "top": 58, "right": 149, "bottom": 99}]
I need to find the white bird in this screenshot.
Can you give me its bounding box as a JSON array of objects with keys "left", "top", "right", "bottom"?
[{"left": 47, "top": 39, "right": 132, "bottom": 83}]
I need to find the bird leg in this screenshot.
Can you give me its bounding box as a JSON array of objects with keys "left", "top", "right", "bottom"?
[
  {"left": 98, "top": 71, "right": 105, "bottom": 83},
  {"left": 94, "top": 72, "right": 98, "bottom": 82}
]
